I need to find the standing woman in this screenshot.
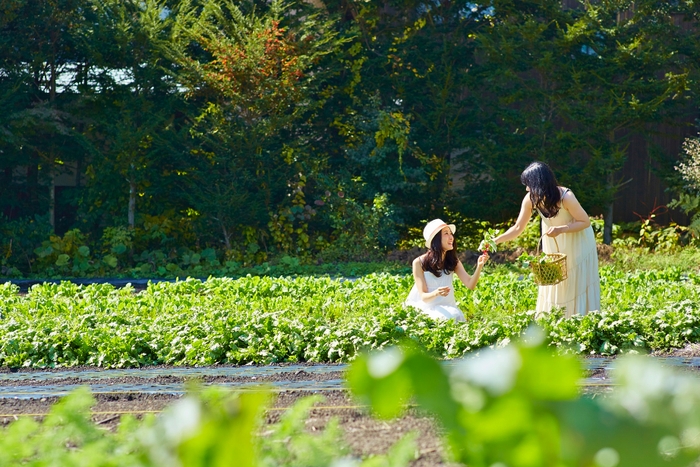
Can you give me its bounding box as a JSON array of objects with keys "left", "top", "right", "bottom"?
[
  {"left": 494, "top": 162, "right": 600, "bottom": 317},
  {"left": 405, "top": 219, "right": 489, "bottom": 322}
]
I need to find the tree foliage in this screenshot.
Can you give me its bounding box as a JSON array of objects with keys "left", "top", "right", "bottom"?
[{"left": 0, "top": 0, "right": 698, "bottom": 273}]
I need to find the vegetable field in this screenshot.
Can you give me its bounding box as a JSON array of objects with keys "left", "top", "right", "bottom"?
[{"left": 1, "top": 266, "right": 699, "bottom": 369}]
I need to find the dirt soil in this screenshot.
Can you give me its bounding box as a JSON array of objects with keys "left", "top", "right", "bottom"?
[
  {"left": 4, "top": 347, "right": 700, "bottom": 465},
  {"left": 0, "top": 368, "right": 345, "bottom": 387},
  {"left": 0, "top": 367, "right": 455, "bottom": 466}
]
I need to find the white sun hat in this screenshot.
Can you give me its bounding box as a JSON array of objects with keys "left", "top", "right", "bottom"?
[{"left": 423, "top": 219, "right": 456, "bottom": 248}]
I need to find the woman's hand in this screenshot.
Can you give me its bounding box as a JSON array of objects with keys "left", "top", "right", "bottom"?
[
  {"left": 435, "top": 286, "right": 451, "bottom": 297},
  {"left": 545, "top": 225, "right": 568, "bottom": 238},
  {"left": 477, "top": 252, "right": 489, "bottom": 267}
]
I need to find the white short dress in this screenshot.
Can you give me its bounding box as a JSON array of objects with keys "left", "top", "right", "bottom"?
[
  {"left": 404, "top": 270, "right": 466, "bottom": 322},
  {"left": 538, "top": 189, "right": 601, "bottom": 318}
]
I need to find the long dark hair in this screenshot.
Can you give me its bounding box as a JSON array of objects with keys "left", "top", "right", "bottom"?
[
  {"left": 423, "top": 230, "right": 458, "bottom": 277},
  {"left": 520, "top": 161, "right": 561, "bottom": 218}
]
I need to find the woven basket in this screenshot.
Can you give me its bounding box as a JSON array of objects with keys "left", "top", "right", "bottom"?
[{"left": 530, "top": 235, "right": 568, "bottom": 286}]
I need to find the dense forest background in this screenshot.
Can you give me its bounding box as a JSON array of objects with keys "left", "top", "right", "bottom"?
[{"left": 1, "top": 0, "right": 699, "bottom": 275}]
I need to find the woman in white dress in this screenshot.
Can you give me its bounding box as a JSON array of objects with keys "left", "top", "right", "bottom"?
[
  {"left": 494, "top": 162, "right": 601, "bottom": 318},
  {"left": 405, "top": 219, "right": 489, "bottom": 322}
]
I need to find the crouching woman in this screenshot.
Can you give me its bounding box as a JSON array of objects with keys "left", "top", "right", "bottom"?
[{"left": 404, "top": 219, "right": 489, "bottom": 322}]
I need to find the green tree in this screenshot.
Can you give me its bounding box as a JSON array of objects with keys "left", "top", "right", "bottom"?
[
  {"left": 457, "top": 0, "right": 694, "bottom": 243},
  {"left": 0, "top": 0, "right": 90, "bottom": 227},
  {"left": 556, "top": 0, "right": 693, "bottom": 244},
  {"left": 77, "top": 0, "right": 189, "bottom": 237},
  {"left": 168, "top": 0, "right": 346, "bottom": 252},
  {"left": 321, "top": 0, "right": 491, "bottom": 226},
  {"left": 670, "top": 133, "right": 700, "bottom": 237}
]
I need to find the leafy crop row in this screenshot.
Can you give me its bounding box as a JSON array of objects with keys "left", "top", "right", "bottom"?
[
  {"left": 351, "top": 334, "right": 700, "bottom": 467},
  {"left": 0, "top": 385, "right": 413, "bottom": 467},
  {"left": 0, "top": 266, "right": 698, "bottom": 368}
]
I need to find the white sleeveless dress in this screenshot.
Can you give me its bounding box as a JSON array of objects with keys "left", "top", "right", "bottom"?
[
  {"left": 404, "top": 270, "right": 466, "bottom": 322},
  {"left": 538, "top": 189, "right": 601, "bottom": 317}
]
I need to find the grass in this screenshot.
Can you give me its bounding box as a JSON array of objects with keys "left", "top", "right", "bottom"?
[{"left": 608, "top": 246, "right": 700, "bottom": 272}]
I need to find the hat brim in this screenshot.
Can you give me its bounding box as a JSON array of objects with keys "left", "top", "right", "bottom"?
[{"left": 425, "top": 223, "right": 456, "bottom": 248}]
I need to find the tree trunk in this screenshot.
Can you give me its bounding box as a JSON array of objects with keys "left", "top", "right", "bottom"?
[
  {"left": 50, "top": 60, "right": 56, "bottom": 101},
  {"left": 128, "top": 180, "right": 136, "bottom": 229},
  {"left": 603, "top": 173, "right": 614, "bottom": 245},
  {"left": 221, "top": 222, "right": 231, "bottom": 250},
  {"left": 49, "top": 176, "right": 55, "bottom": 231},
  {"left": 603, "top": 130, "right": 618, "bottom": 245}
]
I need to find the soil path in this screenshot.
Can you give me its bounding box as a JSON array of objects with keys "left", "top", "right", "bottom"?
[
  {"left": 0, "top": 366, "right": 454, "bottom": 466},
  {"left": 4, "top": 351, "right": 700, "bottom": 466}
]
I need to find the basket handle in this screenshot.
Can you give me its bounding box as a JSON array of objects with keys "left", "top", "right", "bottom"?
[{"left": 536, "top": 234, "right": 560, "bottom": 255}]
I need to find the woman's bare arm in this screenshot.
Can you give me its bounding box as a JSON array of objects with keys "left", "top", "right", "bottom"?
[
  {"left": 454, "top": 255, "right": 488, "bottom": 290},
  {"left": 544, "top": 190, "right": 591, "bottom": 237},
  {"left": 495, "top": 194, "right": 533, "bottom": 244}
]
